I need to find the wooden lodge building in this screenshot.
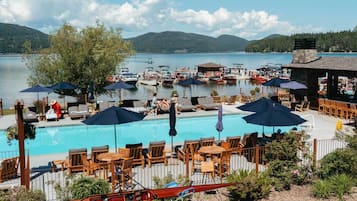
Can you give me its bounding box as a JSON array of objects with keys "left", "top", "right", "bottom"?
[
  {"left": 282, "top": 39, "right": 357, "bottom": 109},
  {"left": 197, "top": 62, "right": 225, "bottom": 78}
]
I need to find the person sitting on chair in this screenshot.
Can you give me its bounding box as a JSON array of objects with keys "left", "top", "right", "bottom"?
[
  {"left": 157, "top": 98, "right": 170, "bottom": 112},
  {"left": 50, "top": 99, "right": 62, "bottom": 120}
]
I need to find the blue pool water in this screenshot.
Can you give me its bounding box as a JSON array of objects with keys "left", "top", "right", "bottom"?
[{"left": 0, "top": 114, "right": 294, "bottom": 156}]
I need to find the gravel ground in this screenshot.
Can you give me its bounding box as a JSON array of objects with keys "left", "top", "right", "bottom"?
[{"left": 190, "top": 186, "right": 357, "bottom": 201}]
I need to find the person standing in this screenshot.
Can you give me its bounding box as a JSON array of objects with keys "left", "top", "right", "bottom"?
[{"left": 50, "top": 99, "right": 62, "bottom": 120}]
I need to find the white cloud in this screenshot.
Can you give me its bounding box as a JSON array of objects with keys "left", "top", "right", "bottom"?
[{"left": 0, "top": 0, "right": 322, "bottom": 39}]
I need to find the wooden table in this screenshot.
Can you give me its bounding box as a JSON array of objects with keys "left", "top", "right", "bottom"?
[
  {"left": 198, "top": 145, "right": 226, "bottom": 159},
  {"left": 97, "top": 152, "right": 126, "bottom": 191}
]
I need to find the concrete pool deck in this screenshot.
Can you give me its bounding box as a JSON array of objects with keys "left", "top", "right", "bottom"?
[{"left": 0, "top": 103, "right": 354, "bottom": 168}]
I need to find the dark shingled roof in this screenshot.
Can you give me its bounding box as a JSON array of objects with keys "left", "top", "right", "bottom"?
[
  {"left": 197, "top": 62, "right": 225, "bottom": 68},
  {"left": 283, "top": 57, "right": 357, "bottom": 72}
]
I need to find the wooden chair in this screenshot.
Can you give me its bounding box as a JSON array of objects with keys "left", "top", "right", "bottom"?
[
  {"left": 336, "top": 102, "right": 349, "bottom": 119},
  {"left": 201, "top": 161, "right": 215, "bottom": 184},
  {"left": 0, "top": 157, "right": 19, "bottom": 183},
  {"left": 118, "top": 148, "right": 130, "bottom": 158},
  {"left": 190, "top": 144, "right": 204, "bottom": 175},
  {"left": 176, "top": 140, "right": 200, "bottom": 163},
  {"left": 241, "top": 132, "right": 258, "bottom": 148},
  {"left": 295, "top": 101, "right": 310, "bottom": 112},
  {"left": 115, "top": 158, "right": 134, "bottom": 192},
  {"left": 349, "top": 104, "right": 357, "bottom": 121},
  {"left": 126, "top": 143, "right": 145, "bottom": 168},
  {"left": 81, "top": 154, "right": 102, "bottom": 176},
  {"left": 318, "top": 98, "right": 325, "bottom": 114},
  {"left": 91, "top": 145, "right": 109, "bottom": 164},
  {"left": 214, "top": 150, "right": 231, "bottom": 182},
  {"left": 146, "top": 141, "right": 167, "bottom": 167},
  {"left": 226, "top": 95, "right": 237, "bottom": 105},
  {"left": 66, "top": 148, "right": 87, "bottom": 174},
  {"left": 226, "top": 136, "right": 243, "bottom": 154},
  {"left": 200, "top": 137, "right": 215, "bottom": 147}
]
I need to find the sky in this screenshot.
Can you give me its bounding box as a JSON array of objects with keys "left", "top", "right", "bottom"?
[{"left": 0, "top": 0, "right": 356, "bottom": 40}]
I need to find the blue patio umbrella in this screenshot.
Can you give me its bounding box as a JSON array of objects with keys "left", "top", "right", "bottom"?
[
  {"left": 104, "top": 81, "right": 134, "bottom": 103},
  {"left": 237, "top": 97, "right": 290, "bottom": 113},
  {"left": 82, "top": 106, "right": 145, "bottom": 152},
  {"left": 20, "top": 85, "right": 53, "bottom": 113},
  {"left": 263, "top": 77, "right": 290, "bottom": 87},
  {"left": 48, "top": 82, "right": 79, "bottom": 106},
  {"left": 215, "top": 104, "right": 223, "bottom": 141},
  {"left": 243, "top": 105, "right": 306, "bottom": 132},
  {"left": 169, "top": 103, "right": 177, "bottom": 152},
  {"left": 280, "top": 81, "right": 308, "bottom": 90},
  {"left": 178, "top": 78, "right": 204, "bottom": 97}
]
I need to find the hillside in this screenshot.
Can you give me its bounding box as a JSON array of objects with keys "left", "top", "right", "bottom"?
[
  {"left": 245, "top": 31, "right": 357, "bottom": 52},
  {"left": 127, "top": 31, "right": 249, "bottom": 53},
  {"left": 0, "top": 23, "right": 49, "bottom": 53}
]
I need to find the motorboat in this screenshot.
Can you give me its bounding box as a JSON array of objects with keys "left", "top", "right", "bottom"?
[
  {"left": 118, "top": 67, "right": 138, "bottom": 85},
  {"left": 157, "top": 65, "right": 174, "bottom": 87},
  {"left": 138, "top": 67, "right": 159, "bottom": 86}
]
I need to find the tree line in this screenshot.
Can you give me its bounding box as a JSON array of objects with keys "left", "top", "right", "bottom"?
[{"left": 245, "top": 30, "right": 357, "bottom": 52}]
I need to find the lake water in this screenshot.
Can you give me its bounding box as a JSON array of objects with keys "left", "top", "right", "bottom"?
[{"left": 1, "top": 52, "right": 357, "bottom": 108}]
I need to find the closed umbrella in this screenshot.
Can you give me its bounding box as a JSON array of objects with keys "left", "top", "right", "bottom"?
[
  {"left": 169, "top": 102, "right": 177, "bottom": 152},
  {"left": 82, "top": 106, "right": 145, "bottom": 151},
  {"left": 104, "top": 82, "right": 134, "bottom": 104},
  {"left": 20, "top": 85, "right": 53, "bottom": 113},
  {"left": 178, "top": 78, "right": 204, "bottom": 97},
  {"left": 215, "top": 104, "right": 223, "bottom": 141}
]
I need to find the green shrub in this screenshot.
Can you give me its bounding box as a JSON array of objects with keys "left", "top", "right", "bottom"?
[
  {"left": 329, "top": 174, "right": 354, "bottom": 201},
  {"left": 267, "top": 160, "right": 293, "bottom": 191},
  {"left": 318, "top": 148, "right": 357, "bottom": 179},
  {"left": 264, "top": 132, "right": 300, "bottom": 163},
  {"left": 0, "top": 187, "right": 46, "bottom": 201},
  {"left": 312, "top": 179, "right": 332, "bottom": 199},
  {"left": 226, "top": 170, "right": 271, "bottom": 201},
  {"left": 69, "top": 176, "right": 110, "bottom": 200},
  {"left": 291, "top": 166, "right": 313, "bottom": 186}
]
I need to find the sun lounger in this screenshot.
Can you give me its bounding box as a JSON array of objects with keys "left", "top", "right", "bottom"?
[
  {"left": 178, "top": 98, "right": 196, "bottom": 112},
  {"left": 123, "top": 101, "right": 148, "bottom": 114},
  {"left": 23, "top": 110, "right": 39, "bottom": 123},
  {"left": 68, "top": 104, "right": 90, "bottom": 119},
  {"left": 98, "top": 101, "right": 117, "bottom": 111},
  {"left": 45, "top": 109, "right": 58, "bottom": 121},
  {"left": 197, "top": 97, "right": 219, "bottom": 110}
]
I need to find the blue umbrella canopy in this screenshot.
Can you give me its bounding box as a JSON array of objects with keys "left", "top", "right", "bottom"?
[
  {"left": 169, "top": 103, "right": 177, "bottom": 152},
  {"left": 262, "top": 77, "right": 289, "bottom": 87},
  {"left": 215, "top": 104, "right": 223, "bottom": 141},
  {"left": 82, "top": 106, "right": 145, "bottom": 151},
  {"left": 20, "top": 85, "right": 53, "bottom": 93},
  {"left": 243, "top": 105, "right": 306, "bottom": 127},
  {"left": 237, "top": 97, "right": 290, "bottom": 113},
  {"left": 280, "top": 81, "right": 307, "bottom": 90},
  {"left": 104, "top": 81, "right": 134, "bottom": 103}
]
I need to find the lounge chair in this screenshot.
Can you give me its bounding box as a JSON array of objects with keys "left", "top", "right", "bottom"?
[
  {"left": 0, "top": 156, "right": 19, "bottom": 183},
  {"left": 123, "top": 101, "right": 148, "bottom": 114},
  {"left": 178, "top": 98, "right": 196, "bottom": 112},
  {"left": 125, "top": 143, "right": 145, "bottom": 168},
  {"left": 23, "top": 110, "right": 39, "bottom": 123},
  {"left": 98, "top": 101, "right": 116, "bottom": 111},
  {"left": 65, "top": 148, "right": 87, "bottom": 174},
  {"left": 226, "top": 136, "right": 243, "bottom": 154},
  {"left": 146, "top": 141, "right": 167, "bottom": 167},
  {"left": 176, "top": 140, "right": 200, "bottom": 162},
  {"left": 197, "top": 97, "right": 219, "bottom": 110},
  {"left": 68, "top": 104, "right": 90, "bottom": 119},
  {"left": 45, "top": 109, "right": 57, "bottom": 121},
  {"left": 200, "top": 137, "right": 215, "bottom": 147},
  {"left": 295, "top": 101, "right": 310, "bottom": 112},
  {"left": 226, "top": 95, "right": 238, "bottom": 105}
]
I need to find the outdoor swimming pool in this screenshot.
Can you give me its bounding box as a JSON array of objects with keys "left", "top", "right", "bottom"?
[{"left": 0, "top": 114, "right": 295, "bottom": 156}]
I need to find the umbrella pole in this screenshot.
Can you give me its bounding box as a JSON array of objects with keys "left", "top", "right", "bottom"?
[
  {"left": 114, "top": 124, "right": 117, "bottom": 153},
  {"left": 218, "top": 131, "right": 221, "bottom": 141},
  {"left": 171, "top": 136, "right": 174, "bottom": 153}
]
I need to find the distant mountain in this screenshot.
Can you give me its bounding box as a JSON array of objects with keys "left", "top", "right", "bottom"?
[
  {"left": 127, "top": 31, "right": 250, "bottom": 53},
  {"left": 263, "top": 34, "right": 285, "bottom": 39},
  {"left": 0, "top": 23, "right": 49, "bottom": 53}
]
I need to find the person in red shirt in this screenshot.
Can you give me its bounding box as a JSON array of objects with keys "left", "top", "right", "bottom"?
[{"left": 50, "top": 99, "right": 62, "bottom": 120}]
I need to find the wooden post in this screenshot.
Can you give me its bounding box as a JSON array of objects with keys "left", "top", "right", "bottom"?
[
  {"left": 25, "top": 151, "right": 30, "bottom": 190},
  {"left": 255, "top": 145, "right": 259, "bottom": 175},
  {"left": 313, "top": 138, "right": 317, "bottom": 169},
  {"left": 185, "top": 155, "right": 189, "bottom": 179},
  {"left": 15, "top": 101, "right": 26, "bottom": 187}
]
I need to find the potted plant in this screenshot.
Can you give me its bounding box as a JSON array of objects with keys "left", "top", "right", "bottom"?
[{"left": 6, "top": 123, "right": 36, "bottom": 145}]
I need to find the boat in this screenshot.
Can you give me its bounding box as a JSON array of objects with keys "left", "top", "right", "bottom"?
[
  {"left": 157, "top": 65, "right": 174, "bottom": 87},
  {"left": 173, "top": 67, "right": 196, "bottom": 83},
  {"left": 118, "top": 67, "right": 138, "bottom": 85},
  {"left": 76, "top": 183, "right": 233, "bottom": 201},
  {"left": 226, "top": 64, "right": 250, "bottom": 80},
  {"left": 138, "top": 67, "right": 159, "bottom": 86}
]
